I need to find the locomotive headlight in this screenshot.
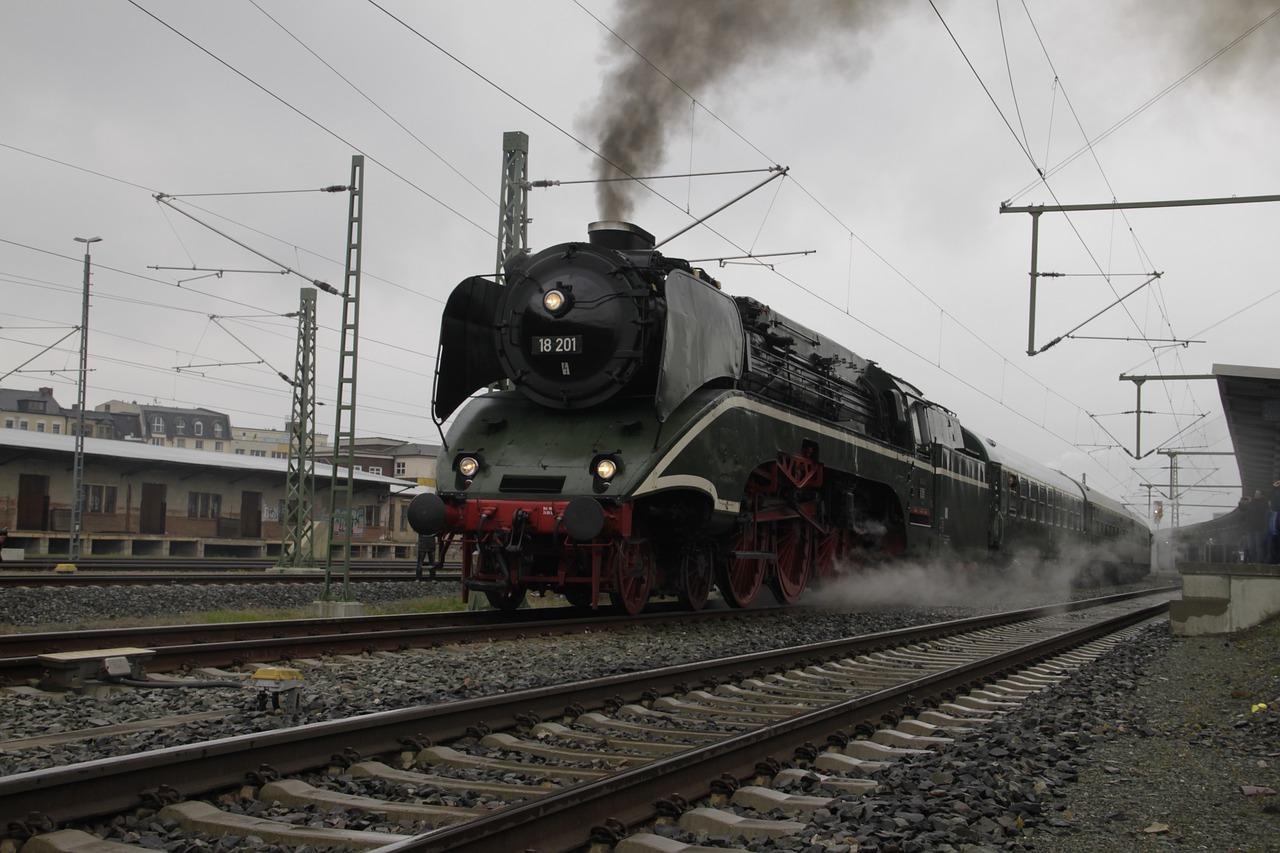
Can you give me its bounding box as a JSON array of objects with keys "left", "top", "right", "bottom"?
[
  {"left": 458, "top": 456, "right": 479, "bottom": 477},
  {"left": 591, "top": 455, "right": 621, "bottom": 494},
  {"left": 542, "top": 288, "right": 567, "bottom": 315}
]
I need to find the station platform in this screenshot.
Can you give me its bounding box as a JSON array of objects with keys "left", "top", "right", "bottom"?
[{"left": 1170, "top": 561, "right": 1280, "bottom": 635}]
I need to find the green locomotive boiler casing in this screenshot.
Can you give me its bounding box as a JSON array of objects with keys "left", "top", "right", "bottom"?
[{"left": 412, "top": 221, "right": 1150, "bottom": 612}]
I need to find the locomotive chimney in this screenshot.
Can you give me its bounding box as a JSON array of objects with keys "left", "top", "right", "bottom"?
[{"left": 588, "top": 221, "right": 655, "bottom": 251}]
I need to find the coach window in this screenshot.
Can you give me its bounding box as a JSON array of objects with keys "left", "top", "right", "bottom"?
[{"left": 1019, "top": 479, "right": 1029, "bottom": 517}]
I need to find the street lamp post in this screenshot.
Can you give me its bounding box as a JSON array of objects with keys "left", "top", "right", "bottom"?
[{"left": 70, "top": 236, "right": 101, "bottom": 564}]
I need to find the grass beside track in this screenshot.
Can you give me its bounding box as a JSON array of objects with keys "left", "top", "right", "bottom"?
[
  {"left": 5, "top": 595, "right": 469, "bottom": 634},
  {"left": 1, "top": 587, "right": 584, "bottom": 634}
]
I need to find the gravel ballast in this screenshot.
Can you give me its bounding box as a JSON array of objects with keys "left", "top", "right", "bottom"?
[{"left": 1, "top": 578, "right": 1277, "bottom": 852}]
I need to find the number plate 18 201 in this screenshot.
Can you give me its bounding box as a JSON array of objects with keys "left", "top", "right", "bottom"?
[{"left": 532, "top": 335, "right": 583, "bottom": 355}]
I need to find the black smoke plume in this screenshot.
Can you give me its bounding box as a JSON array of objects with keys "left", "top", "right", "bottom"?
[
  {"left": 586, "top": 0, "right": 888, "bottom": 220},
  {"left": 585, "top": 0, "right": 1278, "bottom": 221}
]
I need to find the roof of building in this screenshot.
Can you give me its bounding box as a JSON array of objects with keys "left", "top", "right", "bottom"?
[
  {"left": 1214, "top": 363, "right": 1280, "bottom": 495},
  {"left": 0, "top": 387, "right": 64, "bottom": 414},
  {"left": 0, "top": 429, "right": 431, "bottom": 494},
  {"left": 391, "top": 442, "right": 442, "bottom": 457},
  {"left": 135, "top": 402, "right": 230, "bottom": 419}
]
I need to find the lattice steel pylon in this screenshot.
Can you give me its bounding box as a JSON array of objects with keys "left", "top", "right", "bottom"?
[
  {"left": 323, "top": 155, "right": 365, "bottom": 600},
  {"left": 495, "top": 131, "right": 529, "bottom": 282},
  {"left": 278, "top": 287, "right": 318, "bottom": 567}
]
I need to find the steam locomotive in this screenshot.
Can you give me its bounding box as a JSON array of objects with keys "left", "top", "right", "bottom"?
[{"left": 408, "top": 221, "right": 1151, "bottom": 612}]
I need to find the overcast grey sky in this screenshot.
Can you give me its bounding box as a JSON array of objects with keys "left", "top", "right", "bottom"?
[{"left": 3, "top": 1, "right": 1278, "bottom": 525}]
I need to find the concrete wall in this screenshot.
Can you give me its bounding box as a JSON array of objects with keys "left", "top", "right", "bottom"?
[{"left": 1170, "top": 562, "right": 1280, "bottom": 635}]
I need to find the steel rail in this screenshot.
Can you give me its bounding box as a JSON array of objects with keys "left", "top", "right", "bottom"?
[
  {"left": 380, "top": 600, "right": 1170, "bottom": 852},
  {"left": 0, "top": 591, "right": 1166, "bottom": 834},
  {"left": 0, "top": 604, "right": 788, "bottom": 682},
  {"left": 0, "top": 572, "right": 433, "bottom": 588}
]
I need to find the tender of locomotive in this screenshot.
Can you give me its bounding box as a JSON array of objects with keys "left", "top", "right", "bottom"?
[{"left": 409, "top": 221, "right": 1151, "bottom": 612}]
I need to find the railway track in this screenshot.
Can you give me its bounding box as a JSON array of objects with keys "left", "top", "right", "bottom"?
[
  {"left": 0, "top": 559, "right": 437, "bottom": 588},
  {"left": 1, "top": 591, "right": 1170, "bottom": 852},
  {"left": 0, "top": 603, "right": 785, "bottom": 685}
]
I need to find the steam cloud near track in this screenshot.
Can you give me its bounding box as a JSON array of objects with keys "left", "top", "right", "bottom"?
[{"left": 812, "top": 538, "right": 1146, "bottom": 610}]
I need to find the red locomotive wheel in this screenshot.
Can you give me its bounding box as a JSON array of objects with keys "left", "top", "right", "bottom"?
[
  {"left": 609, "top": 540, "right": 653, "bottom": 615},
  {"left": 813, "top": 529, "right": 843, "bottom": 584},
  {"left": 717, "top": 517, "right": 768, "bottom": 608},
  {"left": 770, "top": 519, "right": 811, "bottom": 604},
  {"left": 484, "top": 584, "right": 528, "bottom": 611},
  {"left": 677, "top": 546, "right": 713, "bottom": 611}
]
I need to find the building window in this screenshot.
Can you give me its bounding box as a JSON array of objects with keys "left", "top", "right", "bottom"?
[
  {"left": 399, "top": 505, "right": 409, "bottom": 531},
  {"left": 51, "top": 423, "right": 61, "bottom": 434},
  {"left": 87, "top": 485, "right": 118, "bottom": 514},
  {"left": 36, "top": 421, "right": 45, "bottom": 433},
  {"left": 176, "top": 438, "right": 186, "bottom": 448},
  {"left": 3, "top": 418, "right": 12, "bottom": 429},
  {"left": 195, "top": 440, "right": 204, "bottom": 450},
  {"left": 188, "top": 492, "right": 221, "bottom": 518},
  {"left": 369, "top": 466, "right": 382, "bottom": 476},
  {"left": 214, "top": 423, "right": 224, "bottom": 438},
  {"left": 395, "top": 461, "right": 406, "bottom": 476},
  {"left": 152, "top": 438, "right": 164, "bottom": 446},
  {"left": 194, "top": 420, "right": 204, "bottom": 436},
  {"left": 250, "top": 449, "right": 266, "bottom": 457},
  {"left": 18, "top": 420, "right": 28, "bottom": 430},
  {"left": 271, "top": 451, "right": 286, "bottom": 459},
  {"left": 175, "top": 418, "right": 186, "bottom": 435},
  {"left": 215, "top": 441, "right": 224, "bottom": 452},
  {"left": 152, "top": 415, "right": 164, "bottom": 434},
  {"left": 235, "top": 448, "right": 245, "bottom": 455}
]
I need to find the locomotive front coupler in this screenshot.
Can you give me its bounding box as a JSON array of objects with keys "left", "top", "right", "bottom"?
[{"left": 505, "top": 509, "right": 531, "bottom": 553}]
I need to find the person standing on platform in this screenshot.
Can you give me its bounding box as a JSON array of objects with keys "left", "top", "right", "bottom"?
[
  {"left": 1250, "top": 489, "right": 1270, "bottom": 563},
  {"left": 415, "top": 532, "right": 437, "bottom": 581},
  {"left": 1270, "top": 480, "right": 1280, "bottom": 564}
]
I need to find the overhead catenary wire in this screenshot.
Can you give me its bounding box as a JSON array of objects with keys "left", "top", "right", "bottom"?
[
  {"left": 0, "top": 4, "right": 1259, "bottom": 499},
  {"left": 125, "top": 0, "right": 495, "bottom": 239}
]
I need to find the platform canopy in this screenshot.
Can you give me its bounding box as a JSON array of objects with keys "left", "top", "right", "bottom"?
[{"left": 1214, "top": 363, "right": 1280, "bottom": 495}]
